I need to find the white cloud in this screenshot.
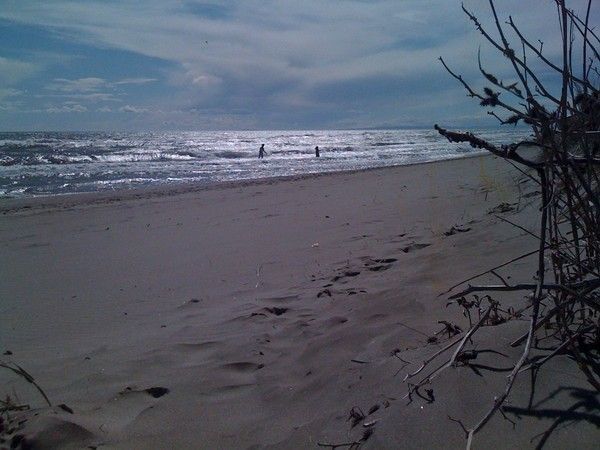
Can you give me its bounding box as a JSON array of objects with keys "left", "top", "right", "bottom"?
[
  {"left": 191, "top": 74, "right": 221, "bottom": 87},
  {"left": 39, "top": 92, "right": 121, "bottom": 102},
  {"left": 0, "top": 2, "right": 476, "bottom": 87},
  {"left": 69, "top": 93, "right": 121, "bottom": 102},
  {"left": 0, "top": 56, "right": 38, "bottom": 84},
  {"left": 114, "top": 77, "right": 157, "bottom": 85},
  {"left": 119, "top": 104, "right": 148, "bottom": 113},
  {"left": 47, "top": 76, "right": 157, "bottom": 93},
  {"left": 43, "top": 77, "right": 156, "bottom": 104},
  {"left": 0, "top": 88, "right": 23, "bottom": 101},
  {"left": 47, "top": 77, "right": 108, "bottom": 93},
  {"left": 1, "top": 0, "right": 596, "bottom": 128},
  {"left": 46, "top": 103, "right": 88, "bottom": 113}
]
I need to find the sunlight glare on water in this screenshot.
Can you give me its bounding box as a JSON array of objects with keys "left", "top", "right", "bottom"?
[{"left": 0, "top": 129, "right": 528, "bottom": 197}]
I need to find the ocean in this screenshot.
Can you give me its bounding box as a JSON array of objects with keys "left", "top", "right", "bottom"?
[{"left": 0, "top": 128, "right": 527, "bottom": 197}]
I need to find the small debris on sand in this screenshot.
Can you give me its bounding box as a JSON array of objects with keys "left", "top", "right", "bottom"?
[
  {"left": 443, "top": 226, "right": 471, "bottom": 236},
  {"left": 488, "top": 202, "right": 516, "bottom": 214},
  {"left": 265, "top": 307, "right": 288, "bottom": 316},
  {"left": 144, "top": 387, "right": 170, "bottom": 398}
]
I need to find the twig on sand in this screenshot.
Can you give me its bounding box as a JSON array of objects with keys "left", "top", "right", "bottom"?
[
  {"left": 402, "top": 335, "right": 464, "bottom": 381},
  {"left": 316, "top": 440, "right": 361, "bottom": 449},
  {"left": 403, "top": 308, "right": 492, "bottom": 400},
  {"left": 414, "top": 0, "right": 600, "bottom": 448},
  {"left": 438, "top": 248, "right": 540, "bottom": 297},
  {"left": 0, "top": 361, "right": 51, "bottom": 407},
  {"left": 255, "top": 264, "right": 263, "bottom": 288}
]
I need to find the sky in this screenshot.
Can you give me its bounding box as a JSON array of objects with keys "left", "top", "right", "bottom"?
[{"left": 0, "top": 1, "right": 596, "bottom": 131}]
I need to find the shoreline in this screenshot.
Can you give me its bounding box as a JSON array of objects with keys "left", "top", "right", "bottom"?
[{"left": 1, "top": 151, "right": 486, "bottom": 213}]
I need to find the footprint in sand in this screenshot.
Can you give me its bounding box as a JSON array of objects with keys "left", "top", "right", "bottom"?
[
  {"left": 221, "top": 361, "right": 265, "bottom": 373},
  {"left": 323, "top": 316, "right": 348, "bottom": 326},
  {"left": 317, "top": 288, "right": 332, "bottom": 298},
  {"left": 262, "top": 294, "right": 299, "bottom": 304},
  {"left": 347, "top": 234, "right": 373, "bottom": 242},
  {"left": 374, "top": 258, "right": 397, "bottom": 264},
  {"left": 176, "top": 298, "right": 204, "bottom": 311},
  {"left": 322, "top": 257, "right": 397, "bottom": 298},
  {"left": 264, "top": 306, "right": 288, "bottom": 316},
  {"left": 401, "top": 243, "right": 431, "bottom": 253},
  {"left": 143, "top": 387, "right": 170, "bottom": 398},
  {"left": 331, "top": 270, "right": 361, "bottom": 282},
  {"left": 443, "top": 226, "right": 471, "bottom": 236},
  {"left": 349, "top": 288, "right": 366, "bottom": 295},
  {"left": 367, "top": 264, "right": 390, "bottom": 272},
  {"left": 390, "top": 233, "right": 408, "bottom": 243},
  {"left": 362, "top": 257, "right": 398, "bottom": 272}
]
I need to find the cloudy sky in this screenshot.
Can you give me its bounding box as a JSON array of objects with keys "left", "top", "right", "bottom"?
[{"left": 0, "top": 1, "right": 595, "bottom": 131}]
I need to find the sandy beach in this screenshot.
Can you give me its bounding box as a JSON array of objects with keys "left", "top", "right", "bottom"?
[{"left": 1, "top": 155, "right": 597, "bottom": 449}]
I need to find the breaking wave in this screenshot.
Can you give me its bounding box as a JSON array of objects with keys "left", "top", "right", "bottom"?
[{"left": 0, "top": 129, "right": 529, "bottom": 197}]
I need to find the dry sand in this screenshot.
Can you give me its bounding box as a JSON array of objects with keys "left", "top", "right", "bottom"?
[{"left": 1, "top": 155, "right": 597, "bottom": 449}]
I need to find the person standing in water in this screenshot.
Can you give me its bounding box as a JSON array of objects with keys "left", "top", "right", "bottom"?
[
  {"left": 258, "top": 144, "right": 267, "bottom": 159},
  {"left": 315, "top": 146, "right": 320, "bottom": 157}
]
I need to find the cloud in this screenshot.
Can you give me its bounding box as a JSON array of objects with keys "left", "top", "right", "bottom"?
[
  {"left": 43, "top": 77, "right": 154, "bottom": 104},
  {"left": 113, "top": 77, "right": 157, "bottom": 85},
  {"left": 119, "top": 104, "right": 149, "bottom": 113},
  {"left": 191, "top": 74, "right": 221, "bottom": 88},
  {"left": 0, "top": 89, "right": 25, "bottom": 112},
  {"left": 0, "top": 88, "right": 23, "bottom": 101},
  {"left": 1, "top": 0, "right": 597, "bottom": 129},
  {"left": 39, "top": 92, "right": 121, "bottom": 102},
  {"left": 47, "top": 77, "right": 108, "bottom": 93},
  {"left": 0, "top": 56, "right": 38, "bottom": 85},
  {"left": 46, "top": 103, "right": 88, "bottom": 113},
  {"left": 68, "top": 93, "right": 121, "bottom": 102},
  {"left": 46, "top": 77, "right": 156, "bottom": 93}
]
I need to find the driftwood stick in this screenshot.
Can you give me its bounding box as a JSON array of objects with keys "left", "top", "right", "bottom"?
[
  {"left": 494, "top": 215, "right": 541, "bottom": 240},
  {"left": 435, "top": 125, "right": 542, "bottom": 168},
  {"left": 510, "top": 304, "right": 560, "bottom": 347},
  {"left": 403, "top": 335, "right": 465, "bottom": 381},
  {"left": 447, "top": 308, "right": 492, "bottom": 366},
  {"left": 466, "top": 304, "right": 540, "bottom": 447},
  {"left": 449, "top": 283, "right": 543, "bottom": 299},
  {"left": 450, "top": 278, "right": 600, "bottom": 300},
  {"left": 519, "top": 327, "right": 590, "bottom": 373},
  {"left": 439, "top": 248, "right": 541, "bottom": 297},
  {"left": 490, "top": 270, "right": 509, "bottom": 286}
]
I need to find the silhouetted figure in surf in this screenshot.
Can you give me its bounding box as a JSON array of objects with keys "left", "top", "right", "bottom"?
[
  {"left": 315, "top": 146, "right": 320, "bottom": 157},
  {"left": 258, "top": 144, "right": 267, "bottom": 159}
]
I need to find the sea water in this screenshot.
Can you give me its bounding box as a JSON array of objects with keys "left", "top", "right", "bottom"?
[{"left": 0, "top": 128, "right": 528, "bottom": 197}]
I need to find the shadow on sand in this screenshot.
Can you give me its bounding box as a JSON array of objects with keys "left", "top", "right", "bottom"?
[{"left": 503, "top": 386, "right": 600, "bottom": 449}]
